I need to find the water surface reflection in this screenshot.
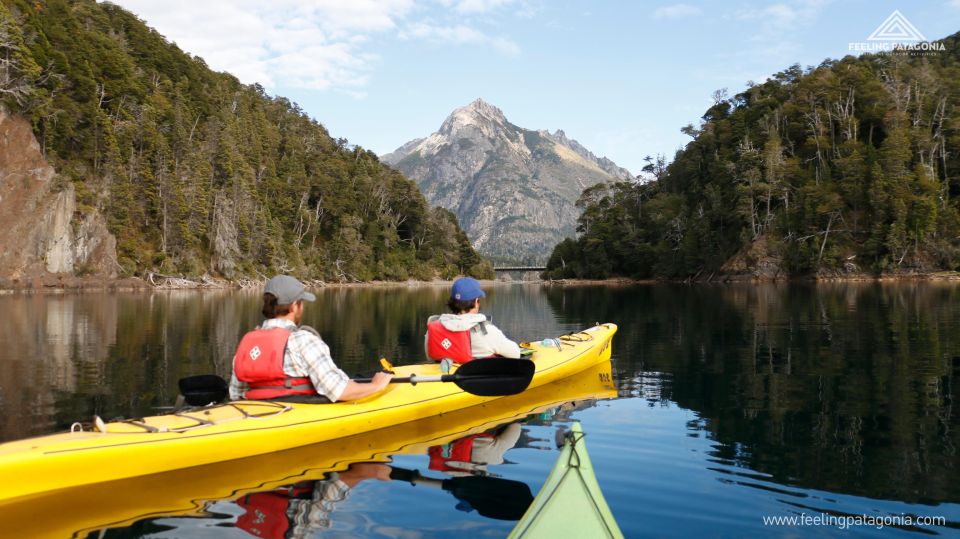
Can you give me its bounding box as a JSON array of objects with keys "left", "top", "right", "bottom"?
[
  {"left": 1, "top": 283, "right": 959, "bottom": 536},
  {"left": 559, "top": 283, "right": 959, "bottom": 505}
]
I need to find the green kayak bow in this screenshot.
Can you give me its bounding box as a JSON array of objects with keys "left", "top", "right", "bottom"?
[{"left": 509, "top": 422, "right": 624, "bottom": 538}]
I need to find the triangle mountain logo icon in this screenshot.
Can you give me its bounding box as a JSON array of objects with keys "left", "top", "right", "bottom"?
[{"left": 867, "top": 10, "right": 926, "bottom": 42}]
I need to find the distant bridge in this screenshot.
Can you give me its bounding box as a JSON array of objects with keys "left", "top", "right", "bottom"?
[
  {"left": 493, "top": 266, "right": 546, "bottom": 281},
  {"left": 493, "top": 266, "right": 546, "bottom": 272}
]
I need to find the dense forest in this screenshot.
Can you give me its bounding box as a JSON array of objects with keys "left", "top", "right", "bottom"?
[
  {"left": 0, "top": 0, "right": 492, "bottom": 281},
  {"left": 546, "top": 32, "right": 960, "bottom": 279}
]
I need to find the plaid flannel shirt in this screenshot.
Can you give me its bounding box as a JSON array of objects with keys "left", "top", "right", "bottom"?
[
  {"left": 287, "top": 476, "right": 352, "bottom": 538},
  {"left": 229, "top": 318, "right": 350, "bottom": 401}
]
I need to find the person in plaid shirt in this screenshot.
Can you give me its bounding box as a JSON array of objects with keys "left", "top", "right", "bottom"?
[{"left": 229, "top": 275, "right": 392, "bottom": 402}]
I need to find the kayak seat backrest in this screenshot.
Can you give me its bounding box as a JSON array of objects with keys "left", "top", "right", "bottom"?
[{"left": 179, "top": 374, "right": 229, "bottom": 406}]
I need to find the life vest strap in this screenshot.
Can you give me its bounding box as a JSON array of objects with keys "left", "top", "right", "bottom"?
[{"left": 248, "top": 376, "right": 313, "bottom": 391}]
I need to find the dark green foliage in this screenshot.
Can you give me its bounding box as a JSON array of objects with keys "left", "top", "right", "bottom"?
[
  {"left": 547, "top": 35, "right": 960, "bottom": 278},
  {"left": 2, "top": 0, "right": 485, "bottom": 281}
]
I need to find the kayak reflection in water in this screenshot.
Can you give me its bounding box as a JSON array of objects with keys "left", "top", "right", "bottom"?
[
  {"left": 425, "top": 277, "right": 522, "bottom": 366},
  {"left": 388, "top": 420, "right": 532, "bottom": 521},
  {"left": 229, "top": 275, "right": 392, "bottom": 402},
  {"left": 428, "top": 422, "right": 523, "bottom": 476},
  {"left": 234, "top": 424, "right": 531, "bottom": 537},
  {"left": 235, "top": 462, "right": 392, "bottom": 539},
  {"left": 403, "top": 422, "right": 533, "bottom": 520}
]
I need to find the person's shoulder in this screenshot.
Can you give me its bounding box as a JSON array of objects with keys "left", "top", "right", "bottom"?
[
  {"left": 292, "top": 325, "right": 327, "bottom": 344},
  {"left": 479, "top": 319, "right": 500, "bottom": 331},
  {"left": 296, "top": 324, "right": 320, "bottom": 336}
]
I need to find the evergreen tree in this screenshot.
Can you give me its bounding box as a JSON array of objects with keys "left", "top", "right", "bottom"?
[
  {"left": 547, "top": 32, "right": 960, "bottom": 278},
  {"left": 3, "top": 0, "right": 487, "bottom": 281}
]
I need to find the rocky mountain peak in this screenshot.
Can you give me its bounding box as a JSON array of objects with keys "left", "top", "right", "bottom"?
[
  {"left": 439, "top": 97, "right": 508, "bottom": 136},
  {"left": 383, "top": 100, "right": 634, "bottom": 263},
  {"left": 552, "top": 129, "right": 570, "bottom": 144},
  {"left": 464, "top": 98, "right": 506, "bottom": 120}
]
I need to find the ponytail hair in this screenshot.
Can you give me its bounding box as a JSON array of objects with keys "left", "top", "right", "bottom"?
[{"left": 262, "top": 293, "right": 294, "bottom": 318}]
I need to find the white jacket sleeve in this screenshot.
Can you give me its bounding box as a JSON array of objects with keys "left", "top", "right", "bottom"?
[{"left": 484, "top": 324, "right": 522, "bottom": 359}]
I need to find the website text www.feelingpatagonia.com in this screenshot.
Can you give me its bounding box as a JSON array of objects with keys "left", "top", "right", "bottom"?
[{"left": 762, "top": 512, "right": 946, "bottom": 530}]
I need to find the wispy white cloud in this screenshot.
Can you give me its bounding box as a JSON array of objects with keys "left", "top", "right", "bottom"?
[
  {"left": 736, "top": 3, "right": 798, "bottom": 30},
  {"left": 109, "top": 0, "right": 414, "bottom": 93},
  {"left": 436, "top": 0, "right": 540, "bottom": 18},
  {"left": 949, "top": 0, "right": 960, "bottom": 9},
  {"left": 444, "top": 0, "right": 517, "bottom": 14},
  {"left": 734, "top": 0, "right": 828, "bottom": 40},
  {"left": 401, "top": 22, "right": 520, "bottom": 55},
  {"left": 652, "top": 4, "right": 703, "bottom": 20},
  {"left": 107, "top": 0, "right": 523, "bottom": 95}
]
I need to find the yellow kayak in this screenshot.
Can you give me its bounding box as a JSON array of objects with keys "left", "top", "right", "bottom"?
[
  {"left": 0, "top": 360, "right": 618, "bottom": 539},
  {"left": 0, "top": 323, "right": 617, "bottom": 504}
]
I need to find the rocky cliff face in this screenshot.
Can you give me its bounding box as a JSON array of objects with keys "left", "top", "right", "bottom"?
[
  {"left": 0, "top": 108, "right": 117, "bottom": 284},
  {"left": 382, "top": 99, "right": 633, "bottom": 263}
]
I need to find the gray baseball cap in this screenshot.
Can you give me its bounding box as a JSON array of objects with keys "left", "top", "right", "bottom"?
[{"left": 264, "top": 275, "right": 316, "bottom": 304}]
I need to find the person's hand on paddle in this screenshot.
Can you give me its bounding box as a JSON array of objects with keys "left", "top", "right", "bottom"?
[
  {"left": 338, "top": 370, "right": 394, "bottom": 401},
  {"left": 370, "top": 371, "right": 393, "bottom": 390},
  {"left": 339, "top": 463, "right": 393, "bottom": 487},
  {"left": 351, "top": 462, "right": 393, "bottom": 481}
]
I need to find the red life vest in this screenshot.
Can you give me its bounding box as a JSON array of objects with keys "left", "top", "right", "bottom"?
[
  {"left": 426, "top": 320, "right": 474, "bottom": 364},
  {"left": 233, "top": 327, "right": 314, "bottom": 399},
  {"left": 236, "top": 491, "right": 291, "bottom": 539},
  {"left": 428, "top": 433, "right": 494, "bottom": 472},
  {"left": 235, "top": 484, "right": 314, "bottom": 539}
]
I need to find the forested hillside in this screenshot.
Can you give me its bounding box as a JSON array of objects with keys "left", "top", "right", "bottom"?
[
  {"left": 0, "top": 0, "right": 491, "bottom": 282},
  {"left": 546, "top": 33, "right": 960, "bottom": 279}
]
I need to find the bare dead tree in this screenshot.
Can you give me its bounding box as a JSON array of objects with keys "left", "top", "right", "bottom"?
[{"left": 0, "top": 18, "right": 36, "bottom": 106}]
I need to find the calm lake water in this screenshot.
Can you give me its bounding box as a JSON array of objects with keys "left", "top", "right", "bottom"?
[{"left": 1, "top": 283, "right": 959, "bottom": 537}]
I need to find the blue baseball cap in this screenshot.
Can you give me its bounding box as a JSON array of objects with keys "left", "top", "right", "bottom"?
[{"left": 451, "top": 277, "right": 486, "bottom": 301}]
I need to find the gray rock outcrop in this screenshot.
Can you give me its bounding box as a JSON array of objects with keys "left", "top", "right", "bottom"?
[{"left": 0, "top": 107, "right": 118, "bottom": 282}]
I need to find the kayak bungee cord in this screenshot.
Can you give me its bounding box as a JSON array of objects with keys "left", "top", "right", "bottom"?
[{"left": 69, "top": 401, "right": 294, "bottom": 434}]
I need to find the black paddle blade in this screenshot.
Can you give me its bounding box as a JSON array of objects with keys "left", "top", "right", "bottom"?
[
  {"left": 452, "top": 358, "right": 535, "bottom": 397},
  {"left": 179, "top": 374, "right": 228, "bottom": 406},
  {"left": 444, "top": 475, "right": 534, "bottom": 521}
]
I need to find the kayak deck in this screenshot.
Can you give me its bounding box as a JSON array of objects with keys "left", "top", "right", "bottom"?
[
  {"left": 509, "top": 422, "right": 624, "bottom": 539},
  {"left": 99, "top": 401, "right": 292, "bottom": 433}
]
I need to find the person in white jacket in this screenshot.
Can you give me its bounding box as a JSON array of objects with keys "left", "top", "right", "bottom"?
[
  {"left": 425, "top": 277, "right": 522, "bottom": 362},
  {"left": 428, "top": 422, "right": 523, "bottom": 477}
]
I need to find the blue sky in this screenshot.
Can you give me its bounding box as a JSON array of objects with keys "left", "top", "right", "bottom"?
[{"left": 110, "top": 1, "right": 960, "bottom": 174}]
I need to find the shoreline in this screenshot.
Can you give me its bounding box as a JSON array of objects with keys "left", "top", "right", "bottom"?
[
  {"left": 0, "top": 274, "right": 549, "bottom": 294},
  {"left": 3, "top": 271, "right": 960, "bottom": 294},
  {"left": 542, "top": 272, "right": 960, "bottom": 285}
]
